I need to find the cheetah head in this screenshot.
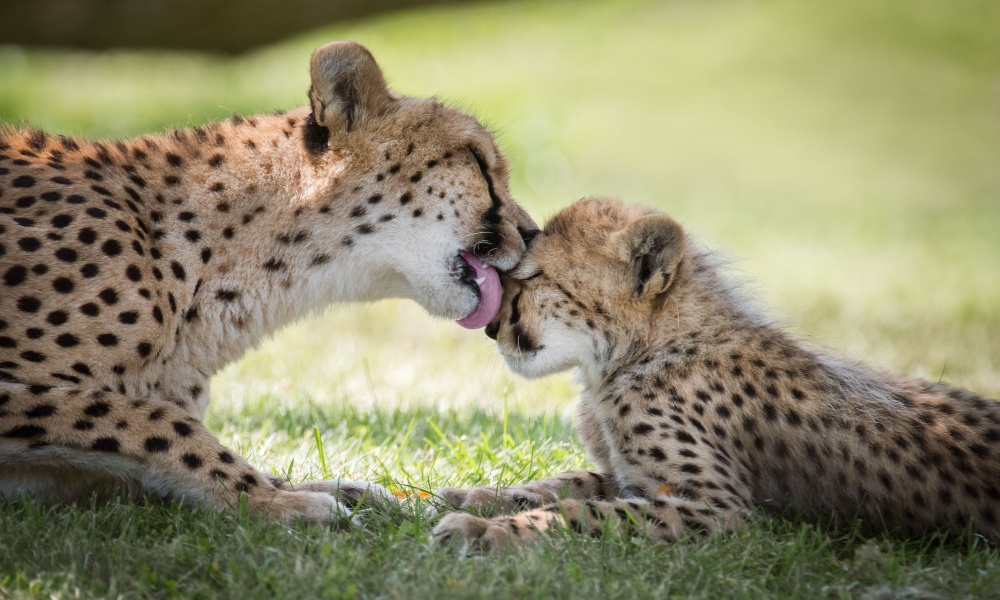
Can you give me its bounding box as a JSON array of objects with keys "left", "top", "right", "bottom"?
[
  {"left": 485, "top": 198, "right": 687, "bottom": 381},
  {"left": 303, "top": 42, "right": 538, "bottom": 326}
]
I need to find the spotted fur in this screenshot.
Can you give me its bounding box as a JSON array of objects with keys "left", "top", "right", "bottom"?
[
  {"left": 0, "top": 42, "right": 537, "bottom": 524},
  {"left": 434, "top": 197, "right": 1000, "bottom": 550}
]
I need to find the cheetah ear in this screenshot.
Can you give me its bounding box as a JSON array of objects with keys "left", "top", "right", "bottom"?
[
  {"left": 612, "top": 215, "right": 686, "bottom": 298},
  {"left": 309, "top": 41, "right": 393, "bottom": 135}
]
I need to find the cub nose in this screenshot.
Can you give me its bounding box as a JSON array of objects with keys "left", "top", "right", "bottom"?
[{"left": 485, "top": 320, "right": 500, "bottom": 340}]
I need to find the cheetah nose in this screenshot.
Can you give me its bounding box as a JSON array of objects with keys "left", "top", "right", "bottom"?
[{"left": 485, "top": 320, "right": 500, "bottom": 340}]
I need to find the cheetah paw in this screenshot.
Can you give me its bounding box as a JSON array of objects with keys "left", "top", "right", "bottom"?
[
  {"left": 292, "top": 479, "right": 398, "bottom": 510},
  {"left": 432, "top": 512, "right": 514, "bottom": 551},
  {"left": 260, "top": 489, "right": 358, "bottom": 526},
  {"left": 437, "top": 485, "right": 551, "bottom": 515}
]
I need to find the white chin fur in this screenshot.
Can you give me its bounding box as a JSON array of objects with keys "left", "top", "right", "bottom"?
[
  {"left": 411, "top": 277, "right": 480, "bottom": 320},
  {"left": 500, "top": 323, "right": 587, "bottom": 379}
]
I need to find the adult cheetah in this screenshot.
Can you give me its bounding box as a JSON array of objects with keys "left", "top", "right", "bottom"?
[
  {"left": 434, "top": 197, "right": 1000, "bottom": 549},
  {"left": 0, "top": 42, "right": 537, "bottom": 524}
]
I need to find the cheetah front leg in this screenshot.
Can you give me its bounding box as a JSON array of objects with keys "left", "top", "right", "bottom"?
[
  {"left": 433, "top": 492, "right": 748, "bottom": 552},
  {"left": 436, "top": 470, "right": 619, "bottom": 515},
  {"left": 0, "top": 385, "right": 384, "bottom": 524}
]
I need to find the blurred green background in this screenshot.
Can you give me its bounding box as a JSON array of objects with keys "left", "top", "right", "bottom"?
[
  {"left": 4, "top": 1, "right": 1000, "bottom": 596},
  {"left": 2, "top": 0, "right": 998, "bottom": 416}
]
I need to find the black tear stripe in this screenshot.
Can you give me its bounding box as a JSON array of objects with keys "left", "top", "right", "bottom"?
[
  {"left": 470, "top": 146, "right": 503, "bottom": 226},
  {"left": 509, "top": 291, "right": 523, "bottom": 325}
]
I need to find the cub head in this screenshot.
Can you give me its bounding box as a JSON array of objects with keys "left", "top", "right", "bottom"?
[
  {"left": 303, "top": 42, "right": 538, "bottom": 323},
  {"left": 485, "top": 197, "right": 687, "bottom": 380}
]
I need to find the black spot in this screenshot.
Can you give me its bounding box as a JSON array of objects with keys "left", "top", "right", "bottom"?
[
  {"left": 78, "top": 228, "right": 98, "bottom": 245},
  {"left": 218, "top": 451, "right": 235, "bottom": 463},
  {"left": 173, "top": 421, "right": 193, "bottom": 437},
  {"left": 3, "top": 266, "right": 27, "bottom": 286},
  {"left": 51, "top": 214, "right": 73, "bottom": 228},
  {"left": 17, "top": 296, "right": 41, "bottom": 313},
  {"left": 137, "top": 342, "right": 152, "bottom": 358},
  {"left": 68, "top": 364, "right": 92, "bottom": 378},
  {"left": 182, "top": 453, "right": 203, "bottom": 469},
  {"left": 25, "top": 404, "right": 57, "bottom": 418},
  {"left": 144, "top": 437, "right": 170, "bottom": 453},
  {"left": 52, "top": 277, "right": 74, "bottom": 294},
  {"left": 84, "top": 401, "right": 111, "bottom": 417},
  {"left": 94, "top": 332, "right": 118, "bottom": 347},
  {"left": 17, "top": 238, "right": 41, "bottom": 252},
  {"left": 5, "top": 425, "right": 46, "bottom": 438},
  {"left": 101, "top": 239, "right": 122, "bottom": 256},
  {"left": 169, "top": 261, "right": 186, "bottom": 281},
  {"left": 54, "top": 247, "right": 77, "bottom": 262},
  {"left": 98, "top": 288, "right": 119, "bottom": 305},
  {"left": 633, "top": 423, "right": 655, "bottom": 435},
  {"left": 92, "top": 437, "right": 120, "bottom": 453},
  {"left": 20, "top": 350, "right": 45, "bottom": 362},
  {"left": 117, "top": 311, "right": 139, "bottom": 325},
  {"left": 215, "top": 289, "right": 239, "bottom": 302},
  {"left": 676, "top": 431, "right": 696, "bottom": 445},
  {"left": 55, "top": 333, "right": 80, "bottom": 347},
  {"left": 263, "top": 258, "right": 285, "bottom": 271},
  {"left": 12, "top": 175, "right": 36, "bottom": 188},
  {"left": 73, "top": 420, "right": 94, "bottom": 430}
]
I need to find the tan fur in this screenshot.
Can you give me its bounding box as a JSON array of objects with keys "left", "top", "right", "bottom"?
[
  {"left": 434, "top": 197, "right": 1000, "bottom": 550},
  {"left": 0, "top": 42, "right": 537, "bottom": 524}
]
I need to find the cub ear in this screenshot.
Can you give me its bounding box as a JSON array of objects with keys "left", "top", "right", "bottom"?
[
  {"left": 611, "top": 215, "right": 686, "bottom": 298},
  {"left": 309, "top": 41, "right": 393, "bottom": 134}
]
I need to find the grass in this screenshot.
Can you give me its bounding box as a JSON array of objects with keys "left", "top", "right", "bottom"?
[{"left": 2, "top": 0, "right": 1000, "bottom": 597}]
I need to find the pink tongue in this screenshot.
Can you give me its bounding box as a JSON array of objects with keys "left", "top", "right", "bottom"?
[{"left": 457, "top": 251, "right": 502, "bottom": 329}]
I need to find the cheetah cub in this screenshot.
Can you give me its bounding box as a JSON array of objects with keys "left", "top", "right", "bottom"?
[
  {"left": 0, "top": 42, "right": 536, "bottom": 524},
  {"left": 435, "top": 197, "right": 1000, "bottom": 549}
]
